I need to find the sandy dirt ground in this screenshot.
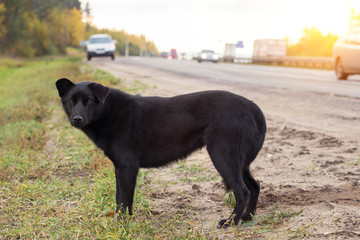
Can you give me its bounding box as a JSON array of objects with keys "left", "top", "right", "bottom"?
[{"left": 89, "top": 60, "right": 360, "bottom": 239}]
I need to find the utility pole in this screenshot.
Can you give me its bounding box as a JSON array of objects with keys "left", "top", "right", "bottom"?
[{"left": 125, "top": 37, "right": 129, "bottom": 57}]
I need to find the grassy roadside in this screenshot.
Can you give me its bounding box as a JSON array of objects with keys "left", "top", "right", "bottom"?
[
  {"left": 0, "top": 57, "right": 302, "bottom": 239},
  {"left": 0, "top": 56, "right": 208, "bottom": 239}
]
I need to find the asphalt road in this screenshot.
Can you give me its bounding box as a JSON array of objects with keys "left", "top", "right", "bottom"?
[{"left": 111, "top": 57, "right": 360, "bottom": 99}]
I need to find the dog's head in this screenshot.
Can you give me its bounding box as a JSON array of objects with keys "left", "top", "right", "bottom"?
[{"left": 55, "top": 78, "right": 110, "bottom": 129}]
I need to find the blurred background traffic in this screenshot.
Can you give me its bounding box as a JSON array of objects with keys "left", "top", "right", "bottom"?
[{"left": 0, "top": 0, "right": 359, "bottom": 79}]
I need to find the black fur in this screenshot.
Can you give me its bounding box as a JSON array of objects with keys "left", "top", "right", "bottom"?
[{"left": 55, "top": 78, "right": 266, "bottom": 228}]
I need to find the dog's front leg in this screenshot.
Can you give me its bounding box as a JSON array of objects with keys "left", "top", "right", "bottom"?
[{"left": 115, "top": 166, "right": 139, "bottom": 215}]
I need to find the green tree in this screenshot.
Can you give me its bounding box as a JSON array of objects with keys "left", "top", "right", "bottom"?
[
  {"left": 287, "top": 26, "right": 338, "bottom": 57},
  {"left": 0, "top": 3, "right": 6, "bottom": 40},
  {"left": 65, "top": 7, "right": 84, "bottom": 47},
  {"left": 0, "top": 0, "right": 82, "bottom": 56},
  {"left": 350, "top": 7, "right": 360, "bottom": 26},
  {"left": 0, "top": 0, "right": 158, "bottom": 57}
]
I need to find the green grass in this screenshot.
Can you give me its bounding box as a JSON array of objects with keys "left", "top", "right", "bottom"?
[
  {"left": 347, "top": 156, "right": 360, "bottom": 165},
  {"left": 0, "top": 56, "right": 302, "bottom": 239},
  {"left": 0, "top": 56, "right": 211, "bottom": 239},
  {"left": 230, "top": 204, "right": 305, "bottom": 239},
  {"left": 174, "top": 161, "right": 219, "bottom": 183}
]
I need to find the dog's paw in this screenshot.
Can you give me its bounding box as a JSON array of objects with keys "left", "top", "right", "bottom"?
[
  {"left": 241, "top": 214, "right": 253, "bottom": 221},
  {"left": 217, "top": 219, "right": 232, "bottom": 228},
  {"left": 218, "top": 213, "right": 239, "bottom": 228}
]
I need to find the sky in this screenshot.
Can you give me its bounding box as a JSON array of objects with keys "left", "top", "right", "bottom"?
[{"left": 81, "top": 0, "right": 360, "bottom": 55}]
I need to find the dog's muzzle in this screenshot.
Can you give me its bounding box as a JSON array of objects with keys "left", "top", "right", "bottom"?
[{"left": 71, "top": 115, "right": 85, "bottom": 128}]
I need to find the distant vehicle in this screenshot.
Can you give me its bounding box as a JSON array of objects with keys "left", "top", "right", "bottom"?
[
  {"left": 160, "top": 52, "right": 168, "bottom": 59},
  {"left": 180, "top": 52, "right": 186, "bottom": 60},
  {"left": 169, "top": 49, "right": 177, "bottom": 59},
  {"left": 198, "top": 50, "right": 219, "bottom": 63},
  {"left": 223, "top": 44, "right": 236, "bottom": 62},
  {"left": 333, "top": 27, "right": 360, "bottom": 80},
  {"left": 86, "top": 34, "right": 116, "bottom": 61}
]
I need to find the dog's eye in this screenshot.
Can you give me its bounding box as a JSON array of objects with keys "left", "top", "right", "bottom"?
[
  {"left": 87, "top": 99, "right": 93, "bottom": 104},
  {"left": 68, "top": 99, "right": 74, "bottom": 104}
]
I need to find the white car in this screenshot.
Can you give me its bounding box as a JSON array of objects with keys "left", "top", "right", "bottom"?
[
  {"left": 198, "top": 50, "right": 219, "bottom": 63},
  {"left": 333, "top": 27, "right": 360, "bottom": 80},
  {"left": 86, "top": 34, "right": 116, "bottom": 61}
]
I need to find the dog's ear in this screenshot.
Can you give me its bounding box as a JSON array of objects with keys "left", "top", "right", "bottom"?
[
  {"left": 56, "top": 78, "right": 74, "bottom": 97},
  {"left": 88, "top": 82, "right": 110, "bottom": 104}
]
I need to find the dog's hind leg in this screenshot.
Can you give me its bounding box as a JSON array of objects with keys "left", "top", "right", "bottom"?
[
  {"left": 206, "top": 143, "right": 250, "bottom": 228},
  {"left": 241, "top": 167, "right": 260, "bottom": 221}
]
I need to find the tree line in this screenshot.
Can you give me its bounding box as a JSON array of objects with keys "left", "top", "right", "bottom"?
[
  {"left": 287, "top": 26, "right": 338, "bottom": 57},
  {"left": 0, "top": 0, "right": 158, "bottom": 57}
]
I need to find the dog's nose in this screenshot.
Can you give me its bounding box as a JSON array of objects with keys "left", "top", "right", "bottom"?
[{"left": 73, "top": 115, "right": 83, "bottom": 123}]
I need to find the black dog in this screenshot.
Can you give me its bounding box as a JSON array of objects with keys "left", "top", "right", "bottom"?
[{"left": 55, "top": 78, "right": 266, "bottom": 227}]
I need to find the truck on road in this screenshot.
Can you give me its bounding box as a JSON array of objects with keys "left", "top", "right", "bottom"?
[{"left": 223, "top": 43, "right": 236, "bottom": 62}]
